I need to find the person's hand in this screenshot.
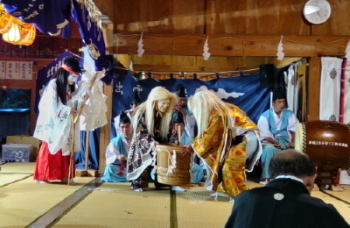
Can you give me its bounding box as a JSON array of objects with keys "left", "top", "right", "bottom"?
[
  {"left": 70, "top": 108, "right": 77, "bottom": 116},
  {"left": 151, "top": 141, "right": 159, "bottom": 150},
  {"left": 181, "top": 145, "right": 194, "bottom": 156},
  {"left": 118, "top": 155, "right": 126, "bottom": 162},
  {"left": 175, "top": 106, "right": 186, "bottom": 117},
  {"left": 273, "top": 142, "right": 281, "bottom": 148},
  {"left": 83, "top": 94, "right": 90, "bottom": 101}
]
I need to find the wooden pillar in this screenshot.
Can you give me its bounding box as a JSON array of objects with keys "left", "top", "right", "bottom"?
[
  {"left": 307, "top": 57, "right": 321, "bottom": 121},
  {"left": 98, "top": 19, "right": 114, "bottom": 175},
  {"left": 30, "top": 65, "right": 38, "bottom": 134},
  {"left": 99, "top": 84, "right": 112, "bottom": 174}
]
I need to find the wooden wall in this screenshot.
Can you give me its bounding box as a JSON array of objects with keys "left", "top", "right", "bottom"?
[
  {"left": 0, "top": 21, "right": 83, "bottom": 134},
  {"left": 93, "top": 0, "right": 350, "bottom": 36},
  {"left": 92, "top": 0, "right": 350, "bottom": 122}
]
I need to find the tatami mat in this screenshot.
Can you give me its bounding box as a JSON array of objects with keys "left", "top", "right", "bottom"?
[
  {"left": 52, "top": 182, "right": 171, "bottom": 228},
  {"left": 311, "top": 186, "right": 350, "bottom": 224},
  {"left": 0, "top": 163, "right": 349, "bottom": 228},
  {"left": 0, "top": 176, "right": 94, "bottom": 228},
  {"left": 0, "top": 173, "right": 31, "bottom": 187},
  {"left": 176, "top": 189, "right": 232, "bottom": 228},
  {"left": 0, "top": 162, "right": 35, "bottom": 173}
]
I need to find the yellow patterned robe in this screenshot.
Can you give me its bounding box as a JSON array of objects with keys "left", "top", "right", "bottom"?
[{"left": 191, "top": 104, "right": 257, "bottom": 197}]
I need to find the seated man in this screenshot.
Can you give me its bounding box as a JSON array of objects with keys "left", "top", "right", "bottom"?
[
  {"left": 257, "top": 90, "right": 299, "bottom": 184},
  {"left": 114, "top": 89, "right": 141, "bottom": 136},
  {"left": 101, "top": 112, "right": 132, "bottom": 182},
  {"left": 224, "top": 149, "right": 350, "bottom": 228}
]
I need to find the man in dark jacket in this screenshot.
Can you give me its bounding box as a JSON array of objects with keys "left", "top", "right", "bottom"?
[{"left": 225, "top": 149, "right": 349, "bottom": 228}]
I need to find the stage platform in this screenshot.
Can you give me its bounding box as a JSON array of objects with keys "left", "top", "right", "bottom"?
[{"left": 0, "top": 162, "right": 349, "bottom": 228}]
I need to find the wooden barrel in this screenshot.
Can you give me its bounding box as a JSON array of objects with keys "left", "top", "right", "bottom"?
[
  {"left": 156, "top": 143, "right": 191, "bottom": 185},
  {"left": 295, "top": 120, "right": 350, "bottom": 171}
]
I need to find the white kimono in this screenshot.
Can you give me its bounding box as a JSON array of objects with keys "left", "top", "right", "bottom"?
[{"left": 34, "top": 79, "right": 82, "bottom": 155}]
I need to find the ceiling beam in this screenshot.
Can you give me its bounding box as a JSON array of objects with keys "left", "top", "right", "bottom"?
[
  {"left": 110, "top": 34, "right": 349, "bottom": 57},
  {"left": 132, "top": 64, "right": 260, "bottom": 73}
]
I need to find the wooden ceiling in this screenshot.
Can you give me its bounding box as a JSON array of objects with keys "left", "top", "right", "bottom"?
[{"left": 92, "top": 0, "right": 349, "bottom": 75}]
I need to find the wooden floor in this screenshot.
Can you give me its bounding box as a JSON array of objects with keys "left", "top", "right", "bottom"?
[{"left": 0, "top": 162, "right": 349, "bottom": 228}]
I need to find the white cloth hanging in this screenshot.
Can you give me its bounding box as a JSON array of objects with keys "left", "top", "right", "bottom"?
[
  {"left": 319, "top": 57, "right": 343, "bottom": 121},
  {"left": 284, "top": 65, "right": 296, "bottom": 112},
  {"left": 342, "top": 59, "right": 350, "bottom": 124}
]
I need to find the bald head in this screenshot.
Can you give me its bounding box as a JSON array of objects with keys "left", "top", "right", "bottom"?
[{"left": 269, "top": 149, "right": 316, "bottom": 179}]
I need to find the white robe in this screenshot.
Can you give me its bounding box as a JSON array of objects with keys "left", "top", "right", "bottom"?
[
  {"left": 105, "top": 137, "right": 130, "bottom": 165},
  {"left": 79, "top": 47, "right": 108, "bottom": 130},
  {"left": 33, "top": 79, "right": 81, "bottom": 155}
]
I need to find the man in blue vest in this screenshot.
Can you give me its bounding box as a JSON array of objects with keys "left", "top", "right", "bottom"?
[
  {"left": 101, "top": 111, "right": 132, "bottom": 182},
  {"left": 257, "top": 90, "right": 299, "bottom": 185}
]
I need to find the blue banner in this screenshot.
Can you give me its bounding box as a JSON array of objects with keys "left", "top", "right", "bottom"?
[
  {"left": 2, "top": 0, "right": 71, "bottom": 35},
  {"left": 111, "top": 71, "right": 275, "bottom": 138}
]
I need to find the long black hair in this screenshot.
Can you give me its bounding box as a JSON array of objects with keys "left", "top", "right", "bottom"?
[
  {"left": 52, "top": 57, "right": 82, "bottom": 105},
  {"left": 53, "top": 68, "right": 76, "bottom": 105}
]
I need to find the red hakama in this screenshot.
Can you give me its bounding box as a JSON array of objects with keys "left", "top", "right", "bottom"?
[{"left": 33, "top": 142, "right": 75, "bottom": 181}]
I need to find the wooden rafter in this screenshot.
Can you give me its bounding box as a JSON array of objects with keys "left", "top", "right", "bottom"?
[{"left": 110, "top": 34, "right": 349, "bottom": 57}]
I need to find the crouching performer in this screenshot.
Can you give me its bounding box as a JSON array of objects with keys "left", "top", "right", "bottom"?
[
  {"left": 183, "top": 90, "right": 258, "bottom": 200},
  {"left": 126, "top": 87, "right": 177, "bottom": 192}
]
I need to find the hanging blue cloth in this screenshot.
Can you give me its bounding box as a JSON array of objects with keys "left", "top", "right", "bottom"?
[
  {"left": 2, "top": 0, "right": 71, "bottom": 35},
  {"left": 75, "top": 129, "right": 100, "bottom": 170}
]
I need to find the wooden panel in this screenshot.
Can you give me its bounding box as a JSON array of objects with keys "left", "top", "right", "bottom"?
[
  {"left": 132, "top": 55, "right": 272, "bottom": 71},
  {"left": 171, "top": 0, "right": 206, "bottom": 33},
  {"left": 221, "top": 0, "right": 247, "bottom": 34},
  {"left": 205, "top": 0, "right": 222, "bottom": 34},
  {"left": 113, "top": 34, "right": 350, "bottom": 57},
  {"left": 139, "top": 0, "right": 174, "bottom": 33},
  {"left": 0, "top": 39, "right": 13, "bottom": 58},
  {"left": 278, "top": 0, "right": 310, "bottom": 35},
  {"left": 110, "top": 0, "right": 350, "bottom": 36},
  {"left": 114, "top": 0, "right": 141, "bottom": 32},
  {"left": 53, "top": 38, "right": 68, "bottom": 57},
  {"left": 246, "top": 0, "right": 281, "bottom": 35},
  {"left": 91, "top": 0, "right": 114, "bottom": 24},
  {"left": 311, "top": 0, "right": 350, "bottom": 36},
  {"left": 30, "top": 65, "right": 38, "bottom": 134},
  {"left": 308, "top": 57, "right": 321, "bottom": 120}
]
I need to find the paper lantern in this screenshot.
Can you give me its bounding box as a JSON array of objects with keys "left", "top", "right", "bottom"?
[
  {"left": 0, "top": 4, "right": 12, "bottom": 34},
  {"left": 1, "top": 4, "right": 36, "bottom": 45},
  {"left": 16, "top": 23, "right": 36, "bottom": 46},
  {"left": 2, "top": 19, "right": 36, "bottom": 46},
  {"left": 2, "top": 22, "right": 21, "bottom": 43}
]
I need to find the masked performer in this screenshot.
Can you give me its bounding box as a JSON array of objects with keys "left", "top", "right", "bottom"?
[
  {"left": 184, "top": 90, "right": 258, "bottom": 199},
  {"left": 126, "top": 87, "right": 177, "bottom": 192}
]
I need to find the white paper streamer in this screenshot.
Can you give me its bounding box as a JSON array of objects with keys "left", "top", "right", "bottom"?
[
  {"left": 137, "top": 32, "right": 145, "bottom": 57},
  {"left": 276, "top": 35, "right": 285, "bottom": 61},
  {"left": 345, "top": 40, "right": 350, "bottom": 59},
  {"left": 203, "top": 36, "right": 211, "bottom": 60}
]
